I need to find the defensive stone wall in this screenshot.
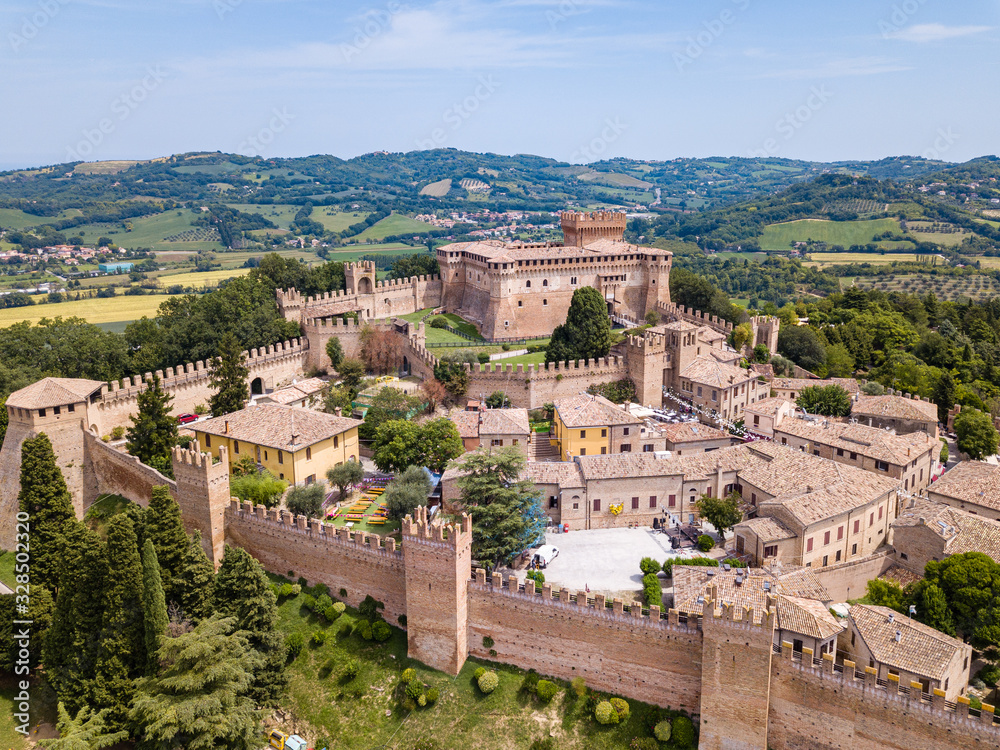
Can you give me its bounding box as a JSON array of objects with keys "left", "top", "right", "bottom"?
[
  {"left": 225, "top": 501, "right": 407, "bottom": 622},
  {"left": 467, "top": 571, "right": 704, "bottom": 712},
  {"left": 659, "top": 302, "right": 735, "bottom": 335},
  {"left": 277, "top": 275, "right": 442, "bottom": 324},
  {"left": 767, "top": 645, "right": 998, "bottom": 749},
  {"left": 81, "top": 429, "right": 176, "bottom": 509},
  {"left": 811, "top": 549, "right": 894, "bottom": 602},
  {"left": 462, "top": 357, "right": 629, "bottom": 409}
]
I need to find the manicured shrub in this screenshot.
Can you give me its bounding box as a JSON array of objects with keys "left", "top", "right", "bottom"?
[
  {"left": 570, "top": 677, "right": 587, "bottom": 698},
  {"left": 521, "top": 670, "right": 540, "bottom": 693},
  {"left": 536, "top": 680, "right": 559, "bottom": 703},
  {"left": 401, "top": 667, "right": 417, "bottom": 684},
  {"left": 417, "top": 694, "right": 427, "bottom": 707},
  {"left": 110, "top": 426, "right": 125, "bottom": 440},
  {"left": 642, "top": 573, "right": 662, "bottom": 607},
  {"left": 429, "top": 316, "right": 449, "bottom": 329},
  {"left": 697, "top": 534, "right": 714, "bottom": 552},
  {"left": 639, "top": 556, "right": 661, "bottom": 575},
  {"left": 302, "top": 594, "right": 316, "bottom": 611},
  {"left": 595, "top": 701, "right": 619, "bottom": 725},
  {"left": 357, "top": 621, "right": 373, "bottom": 641},
  {"left": 342, "top": 658, "right": 361, "bottom": 680},
  {"left": 671, "top": 716, "right": 696, "bottom": 748},
  {"left": 311, "top": 630, "right": 329, "bottom": 647},
  {"left": 610, "top": 697, "right": 630, "bottom": 721},
  {"left": 653, "top": 719, "right": 672, "bottom": 742},
  {"left": 290, "top": 583, "right": 302, "bottom": 596},
  {"left": 662, "top": 556, "right": 719, "bottom": 577},
  {"left": 526, "top": 570, "right": 545, "bottom": 585},
  {"left": 313, "top": 583, "right": 329, "bottom": 599},
  {"left": 325, "top": 601, "right": 346, "bottom": 622},
  {"left": 285, "top": 632, "right": 304, "bottom": 661},
  {"left": 406, "top": 680, "right": 424, "bottom": 700},
  {"left": 316, "top": 594, "right": 333, "bottom": 612},
  {"left": 477, "top": 670, "right": 499, "bottom": 694},
  {"left": 279, "top": 583, "right": 294, "bottom": 598},
  {"left": 425, "top": 687, "right": 439, "bottom": 704},
  {"left": 630, "top": 739, "right": 659, "bottom": 750},
  {"left": 474, "top": 667, "right": 486, "bottom": 680},
  {"left": 372, "top": 620, "right": 392, "bottom": 642}
]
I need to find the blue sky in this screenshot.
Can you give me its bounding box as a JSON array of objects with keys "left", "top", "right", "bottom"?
[{"left": 2, "top": 0, "right": 998, "bottom": 169}]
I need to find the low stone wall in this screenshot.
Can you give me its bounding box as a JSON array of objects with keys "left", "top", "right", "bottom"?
[
  {"left": 811, "top": 549, "right": 894, "bottom": 602},
  {"left": 82, "top": 429, "right": 176, "bottom": 509}
]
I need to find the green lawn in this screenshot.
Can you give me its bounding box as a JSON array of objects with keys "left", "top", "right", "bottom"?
[
  {"left": 0, "top": 208, "right": 61, "bottom": 230},
  {"left": 759, "top": 218, "right": 902, "bottom": 252},
  {"left": 492, "top": 351, "right": 548, "bottom": 367},
  {"left": 315, "top": 211, "right": 372, "bottom": 234},
  {"left": 69, "top": 211, "right": 226, "bottom": 253},
  {"left": 0, "top": 683, "right": 37, "bottom": 749},
  {"left": 0, "top": 551, "right": 16, "bottom": 590},
  {"left": 227, "top": 204, "right": 301, "bottom": 230},
  {"left": 273, "top": 584, "right": 686, "bottom": 749},
  {"left": 353, "top": 215, "right": 432, "bottom": 242}
]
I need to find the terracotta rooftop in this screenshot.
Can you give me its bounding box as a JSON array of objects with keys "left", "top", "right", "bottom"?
[
  {"left": 6, "top": 377, "right": 106, "bottom": 410},
  {"left": 257, "top": 378, "right": 328, "bottom": 406},
  {"left": 575, "top": 442, "right": 762, "bottom": 482},
  {"left": 771, "top": 377, "right": 860, "bottom": 395},
  {"left": 894, "top": 496, "right": 1000, "bottom": 564},
  {"left": 524, "top": 461, "right": 586, "bottom": 488},
  {"left": 849, "top": 604, "right": 968, "bottom": 679},
  {"left": 777, "top": 596, "right": 844, "bottom": 641},
  {"left": 852, "top": 395, "right": 938, "bottom": 423},
  {"left": 928, "top": 461, "right": 1000, "bottom": 512},
  {"left": 744, "top": 397, "right": 795, "bottom": 419},
  {"left": 774, "top": 416, "right": 938, "bottom": 466},
  {"left": 679, "top": 356, "right": 755, "bottom": 389},
  {"left": 193, "top": 404, "right": 362, "bottom": 452},
  {"left": 554, "top": 394, "right": 641, "bottom": 429},
  {"left": 450, "top": 408, "right": 531, "bottom": 439},
  {"left": 441, "top": 237, "right": 666, "bottom": 264},
  {"left": 660, "top": 421, "right": 731, "bottom": 445},
  {"left": 737, "top": 516, "right": 796, "bottom": 542}
]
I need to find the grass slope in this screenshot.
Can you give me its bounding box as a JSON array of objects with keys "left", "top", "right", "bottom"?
[
  {"left": 759, "top": 218, "right": 902, "bottom": 252},
  {"left": 354, "top": 215, "right": 432, "bottom": 242},
  {"left": 0, "top": 294, "right": 168, "bottom": 328},
  {"left": 274, "top": 583, "right": 681, "bottom": 750}
]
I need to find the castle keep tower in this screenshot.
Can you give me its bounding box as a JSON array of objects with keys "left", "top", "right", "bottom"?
[
  {"left": 402, "top": 507, "right": 472, "bottom": 675},
  {"left": 172, "top": 442, "right": 231, "bottom": 566},
  {"left": 561, "top": 210, "right": 627, "bottom": 247},
  {"left": 345, "top": 260, "right": 376, "bottom": 297}
]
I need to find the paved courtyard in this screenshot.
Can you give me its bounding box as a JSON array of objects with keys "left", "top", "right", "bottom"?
[{"left": 515, "top": 527, "right": 717, "bottom": 598}]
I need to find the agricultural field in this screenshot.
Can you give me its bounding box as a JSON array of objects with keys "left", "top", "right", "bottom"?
[
  {"left": 806, "top": 252, "right": 926, "bottom": 267},
  {"left": 353, "top": 215, "right": 432, "bottom": 242},
  {"left": 228, "top": 204, "right": 301, "bottom": 230},
  {"left": 967, "top": 256, "right": 1000, "bottom": 268},
  {"left": 578, "top": 172, "right": 653, "bottom": 189},
  {"left": 0, "top": 294, "right": 168, "bottom": 328},
  {"left": 315, "top": 210, "right": 371, "bottom": 234},
  {"left": 273, "top": 584, "right": 678, "bottom": 750},
  {"left": 419, "top": 178, "right": 452, "bottom": 197},
  {"left": 68, "top": 210, "right": 226, "bottom": 253},
  {"left": 758, "top": 218, "right": 902, "bottom": 252},
  {"left": 72, "top": 160, "right": 143, "bottom": 175},
  {"left": 851, "top": 274, "right": 1000, "bottom": 301},
  {"left": 902, "top": 221, "right": 972, "bottom": 247},
  {"left": 0, "top": 208, "right": 65, "bottom": 230},
  {"left": 326, "top": 244, "right": 427, "bottom": 264},
  {"left": 157, "top": 268, "right": 252, "bottom": 288}
]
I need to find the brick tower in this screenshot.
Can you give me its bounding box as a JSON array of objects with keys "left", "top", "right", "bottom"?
[
  {"left": 402, "top": 507, "right": 472, "bottom": 675},
  {"left": 561, "top": 210, "right": 627, "bottom": 247},
  {"left": 345, "top": 260, "right": 376, "bottom": 296},
  {"left": 172, "top": 442, "right": 231, "bottom": 566},
  {"left": 698, "top": 586, "right": 777, "bottom": 749}
]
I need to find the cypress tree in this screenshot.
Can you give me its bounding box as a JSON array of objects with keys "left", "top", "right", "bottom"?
[
  {"left": 208, "top": 332, "right": 250, "bottom": 416},
  {"left": 140, "top": 539, "right": 168, "bottom": 676},
  {"left": 92, "top": 515, "right": 145, "bottom": 729},
  {"left": 174, "top": 532, "right": 215, "bottom": 623},
  {"left": 17, "top": 434, "right": 76, "bottom": 593},
  {"left": 213, "top": 546, "right": 287, "bottom": 705},
  {"left": 146, "top": 485, "right": 189, "bottom": 604},
  {"left": 545, "top": 286, "right": 612, "bottom": 364},
  {"left": 43, "top": 521, "right": 108, "bottom": 714},
  {"left": 123, "top": 502, "right": 148, "bottom": 552},
  {"left": 126, "top": 375, "right": 178, "bottom": 475}
]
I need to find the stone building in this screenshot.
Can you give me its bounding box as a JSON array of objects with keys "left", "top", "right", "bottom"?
[
  {"left": 844, "top": 604, "right": 972, "bottom": 701},
  {"left": 926, "top": 460, "right": 1000, "bottom": 521},
  {"left": 449, "top": 408, "right": 531, "bottom": 456},
  {"left": 851, "top": 393, "right": 939, "bottom": 437},
  {"left": 659, "top": 421, "right": 733, "bottom": 455},
  {"left": 744, "top": 397, "right": 797, "bottom": 438},
  {"left": 769, "top": 377, "right": 860, "bottom": 401},
  {"left": 773, "top": 415, "right": 938, "bottom": 492},
  {"left": 551, "top": 394, "right": 644, "bottom": 460},
  {"left": 891, "top": 496, "right": 1000, "bottom": 573}
]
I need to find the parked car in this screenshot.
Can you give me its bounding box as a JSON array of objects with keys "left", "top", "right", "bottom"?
[
  {"left": 176, "top": 413, "right": 198, "bottom": 425},
  {"left": 531, "top": 545, "right": 559, "bottom": 568}
]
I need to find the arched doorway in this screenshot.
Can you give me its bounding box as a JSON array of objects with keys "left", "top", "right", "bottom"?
[
  {"left": 401, "top": 356, "right": 410, "bottom": 376},
  {"left": 250, "top": 377, "right": 264, "bottom": 395},
  {"left": 358, "top": 277, "right": 373, "bottom": 294}
]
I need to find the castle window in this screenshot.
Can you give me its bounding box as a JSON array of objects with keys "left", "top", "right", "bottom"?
[
  {"left": 649, "top": 496, "right": 657, "bottom": 508},
  {"left": 38, "top": 408, "right": 46, "bottom": 417},
  {"left": 571, "top": 277, "right": 577, "bottom": 285},
  {"left": 593, "top": 499, "right": 601, "bottom": 512},
  {"left": 763, "top": 545, "right": 778, "bottom": 558},
  {"left": 632, "top": 497, "right": 639, "bottom": 509},
  {"left": 526, "top": 280, "right": 531, "bottom": 288},
  {"left": 518, "top": 301, "right": 522, "bottom": 307},
  {"left": 67, "top": 403, "right": 74, "bottom": 412},
  {"left": 278, "top": 450, "right": 284, "bottom": 464},
  {"left": 543, "top": 299, "right": 548, "bottom": 306},
  {"left": 601, "top": 429, "right": 607, "bottom": 437},
  {"left": 53, "top": 406, "right": 60, "bottom": 415},
  {"left": 334, "top": 435, "right": 339, "bottom": 448},
  {"left": 306, "top": 447, "right": 312, "bottom": 460},
  {"left": 668, "top": 495, "right": 676, "bottom": 507},
  {"left": 234, "top": 440, "right": 239, "bottom": 454},
  {"left": 205, "top": 435, "right": 211, "bottom": 447},
  {"left": 621, "top": 444, "right": 631, "bottom": 452},
  {"left": 543, "top": 279, "right": 548, "bottom": 286},
  {"left": 580, "top": 430, "right": 586, "bottom": 438}
]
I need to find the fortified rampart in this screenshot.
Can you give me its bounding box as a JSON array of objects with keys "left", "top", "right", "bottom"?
[{"left": 277, "top": 271, "right": 443, "bottom": 326}]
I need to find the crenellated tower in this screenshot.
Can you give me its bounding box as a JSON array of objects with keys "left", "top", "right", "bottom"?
[
  {"left": 698, "top": 586, "right": 777, "bottom": 750},
  {"left": 402, "top": 507, "right": 472, "bottom": 675},
  {"left": 345, "top": 260, "right": 376, "bottom": 296},
  {"left": 561, "top": 210, "right": 627, "bottom": 247},
  {"left": 172, "top": 442, "right": 231, "bottom": 566}
]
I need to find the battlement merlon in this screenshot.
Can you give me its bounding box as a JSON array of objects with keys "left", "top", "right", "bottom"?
[
  {"left": 701, "top": 588, "right": 777, "bottom": 629},
  {"left": 402, "top": 506, "right": 472, "bottom": 547}
]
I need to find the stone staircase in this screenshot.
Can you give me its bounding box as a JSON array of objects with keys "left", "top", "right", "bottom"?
[{"left": 529, "top": 433, "right": 561, "bottom": 462}]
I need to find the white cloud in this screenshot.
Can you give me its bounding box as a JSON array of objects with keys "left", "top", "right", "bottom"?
[
  {"left": 888, "top": 23, "right": 992, "bottom": 43},
  {"left": 761, "top": 56, "right": 912, "bottom": 80}
]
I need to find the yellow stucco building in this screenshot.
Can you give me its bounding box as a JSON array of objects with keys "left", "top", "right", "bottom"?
[
  {"left": 551, "top": 394, "right": 642, "bottom": 461},
  {"left": 191, "top": 404, "right": 363, "bottom": 485}
]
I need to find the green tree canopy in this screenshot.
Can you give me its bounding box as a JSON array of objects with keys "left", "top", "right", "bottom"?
[
  {"left": 327, "top": 460, "right": 364, "bottom": 500},
  {"left": 777, "top": 325, "right": 826, "bottom": 374},
  {"left": 40, "top": 703, "right": 127, "bottom": 750},
  {"left": 126, "top": 375, "right": 178, "bottom": 475},
  {"left": 546, "top": 286, "right": 612, "bottom": 364},
  {"left": 358, "top": 387, "right": 424, "bottom": 441},
  {"left": 230, "top": 471, "right": 288, "bottom": 508},
  {"left": 372, "top": 417, "right": 462, "bottom": 474},
  {"left": 208, "top": 332, "right": 250, "bottom": 417},
  {"left": 955, "top": 408, "right": 999, "bottom": 460},
  {"left": 130, "top": 616, "right": 261, "bottom": 750},
  {"left": 325, "top": 336, "right": 344, "bottom": 370},
  {"left": 140, "top": 539, "right": 168, "bottom": 676},
  {"left": 174, "top": 532, "right": 215, "bottom": 624},
  {"left": 285, "top": 483, "right": 326, "bottom": 518},
  {"left": 18, "top": 433, "right": 76, "bottom": 592},
  {"left": 383, "top": 466, "right": 433, "bottom": 521},
  {"left": 337, "top": 357, "right": 366, "bottom": 390},
  {"left": 694, "top": 491, "right": 743, "bottom": 539},
  {"left": 147, "top": 485, "right": 189, "bottom": 606},
  {"left": 797, "top": 384, "right": 852, "bottom": 417}
]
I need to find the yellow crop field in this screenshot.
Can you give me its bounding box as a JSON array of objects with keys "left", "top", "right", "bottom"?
[
  {"left": 0, "top": 295, "right": 168, "bottom": 328},
  {"left": 157, "top": 268, "right": 251, "bottom": 288},
  {"left": 807, "top": 252, "right": 922, "bottom": 265}
]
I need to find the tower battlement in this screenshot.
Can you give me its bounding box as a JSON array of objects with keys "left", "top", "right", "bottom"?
[{"left": 561, "top": 210, "right": 627, "bottom": 247}]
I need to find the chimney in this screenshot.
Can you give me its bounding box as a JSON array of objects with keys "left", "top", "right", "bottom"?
[
  {"left": 334, "top": 407, "right": 342, "bottom": 417},
  {"left": 895, "top": 631, "right": 902, "bottom": 642},
  {"left": 225, "top": 420, "right": 230, "bottom": 434},
  {"left": 888, "top": 612, "right": 895, "bottom": 624}
]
